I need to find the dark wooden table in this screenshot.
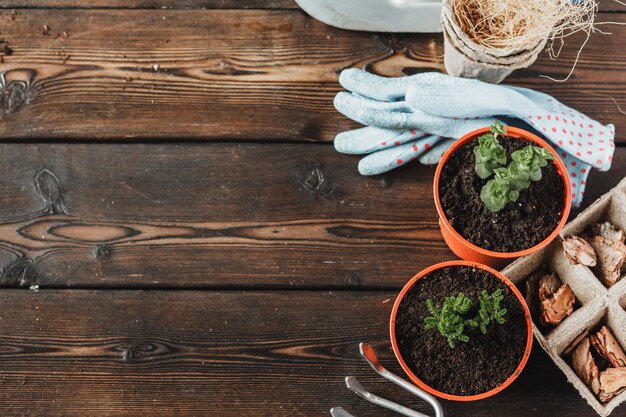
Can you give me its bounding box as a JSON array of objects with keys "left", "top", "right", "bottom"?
[{"left": 0, "top": 1, "right": 625, "bottom": 416}]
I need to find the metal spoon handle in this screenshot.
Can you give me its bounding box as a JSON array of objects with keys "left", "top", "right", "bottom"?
[
  {"left": 346, "top": 377, "right": 431, "bottom": 417},
  {"left": 379, "top": 368, "right": 444, "bottom": 417},
  {"left": 359, "top": 343, "right": 444, "bottom": 417}
]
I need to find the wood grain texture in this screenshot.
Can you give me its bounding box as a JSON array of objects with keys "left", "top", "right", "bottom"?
[
  {"left": 0, "top": 143, "right": 623, "bottom": 289},
  {"left": 0, "top": 289, "right": 623, "bottom": 417},
  {"left": 0, "top": 0, "right": 298, "bottom": 8},
  {"left": 0, "top": 143, "right": 448, "bottom": 289},
  {"left": 0, "top": 9, "right": 624, "bottom": 141},
  {"left": 1, "top": 0, "right": 622, "bottom": 12}
]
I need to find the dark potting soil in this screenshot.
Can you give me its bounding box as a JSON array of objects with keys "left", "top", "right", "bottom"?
[
  {"left": 439, "top": 136, "right": 565, "bottom": 252},
  {"left": 395, "top": 266, "right": 528, "bottom": 396}
]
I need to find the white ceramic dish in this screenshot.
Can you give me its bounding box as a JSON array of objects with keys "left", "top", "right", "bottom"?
[{"left": 294, "top": 0, "right": 443, "bottom": 33}]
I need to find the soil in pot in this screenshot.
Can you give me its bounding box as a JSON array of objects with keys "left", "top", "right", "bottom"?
[
  {"left": 395, "top": 266, "right": 528, "bottom": 396},
  {"left": 439, "top": 136, "right": 564, "bottom": 252}
]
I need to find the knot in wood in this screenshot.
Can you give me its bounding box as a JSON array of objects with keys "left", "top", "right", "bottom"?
[
  {"left": 1, "top": 257, "right": 36, "bottom": 287},
  {"left": 345, "top": 272, "right": 361, "bottom": 287},
  {"left": 120, "top": 343, "right": 154, "bottom": 362},
  {"left": 0, "top": 80, "right": 28, "bottom": 113},
  {"left": 299, "top": 164, "right": 335, "bottom": 196},
  {"left": 93, "top": 245, "right": 112, "bottom": 259},
  {"left": 34, "top": 169, "right": 68, "bottom": 214},
  {"left": 375, "top": 34, "right": 410, "bottom": 52}
]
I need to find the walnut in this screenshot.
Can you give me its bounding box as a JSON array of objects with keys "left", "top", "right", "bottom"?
[
  {"left": 598, "top": 367, "right": 626, "bottom": 402},
  {"left": 563, "top": 236, "right": 597, "bottom": 267},
  {"left": 538, "top": 273, "right": 575, "bottom": 326},
  {"left": 588, "top": 222, "right": 626, "bottom": 287},
  {"left": 572, "top": 337, "right": 601, "bottom": 395},
  {"left": 590, "top": 326, "right": 626, "bottom": 368}
]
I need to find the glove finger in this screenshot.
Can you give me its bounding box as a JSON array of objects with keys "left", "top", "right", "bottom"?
[
  {"left": 418, "top": 138, "right": 455, "bottom": 165},
  {"left": 364, "top": 109, "right": 492, "bottom": 135},
  {"left": 357, "top": 135, "right": 442, "bottom": 176},
  {"left": 334, "top": 126, "right": 429, "bottom": 155},
  {"left": 334, "top": 92, "right": 415, "bottom": 129},
  {"left": 404, "top": 73, "right": 541, "bottom": 118},
  {"left": 339, "top": 68, "right": 419, "bottom": 102},
  {"left": 335, "top": 91, "right": 411, "bottom": 113},
  {"left": 333, "top": 91, "right": 411, "bottom": 125},
  {"left": 336, "top": 91, "right": 495, "bottom": 132}
]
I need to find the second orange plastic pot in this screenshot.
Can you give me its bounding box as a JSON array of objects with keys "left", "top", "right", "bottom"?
[
  {"left": 390, "top": 260, "right": 533, "bottom": 401},
  {"left": 434, "top": 126, "right": 572, "bottom": 269}
]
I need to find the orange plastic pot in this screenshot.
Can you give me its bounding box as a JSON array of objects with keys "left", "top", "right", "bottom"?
[
  {"left": 434, "top": 126, "right": 572, "bottom": 269},
  {"left": 390, "top": 260, "right": 533, "bottom": 401}
]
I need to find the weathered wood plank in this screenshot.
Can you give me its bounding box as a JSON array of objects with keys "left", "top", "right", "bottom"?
[
  {"left": 0, "top": 0, "right": 621, "bottom": 12},
  {"left": 0, "top": 0, "right": 298, "bottom": 8},
  {"left": 0, "top": 143, "right": 623, "bottom": 289},
  {"left": 0, "top": 10, "right": 623, "bottom": 141},
  {"left": 0, "top": 289, "right": 621, "bottom": 417},
  {"left": 0, "top": 143, "right": 448, "bottom": 289}
]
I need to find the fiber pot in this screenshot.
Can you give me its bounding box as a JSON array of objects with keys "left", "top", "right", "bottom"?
[
  {"left": 390, "top": 260, "right": 533, "bottom": 401},
  {"left": 434, "top": 126, "right": 572, "bottom": 269},
  {"left": 441, "top": 0, "right": 548, "bottom": 83}
]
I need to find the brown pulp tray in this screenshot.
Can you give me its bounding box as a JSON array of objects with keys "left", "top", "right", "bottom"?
[{"left": 502, "top": 177, "right": 626, "bottom": 416}]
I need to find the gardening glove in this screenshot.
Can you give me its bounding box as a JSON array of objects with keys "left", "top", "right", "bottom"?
[
  {"left": 333, "top": 71, "right": 495, "bottom": 175},
  {"left": 334, "top": 126, "right": 454, "bottom": 175},
  {"left": 334, "top": 69, "right": 616, "bottom": 207}
]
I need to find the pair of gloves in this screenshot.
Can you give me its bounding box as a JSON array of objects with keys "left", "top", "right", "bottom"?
[{"left": 334, "top": 69, "right": 616, "bottom": 207}]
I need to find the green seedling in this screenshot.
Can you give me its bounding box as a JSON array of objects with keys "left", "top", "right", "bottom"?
[
  {"left": 424, "top": 289, "right": 508, "bottom": 348},
  {"left": 424, "top": 293, "right": 473, "bottom": 349},
  {"left": 473, "top": 120, "right": 507, "bottom": 179},
  {"left": 467, "top": 289, "right": 507, "bottom": 335},
  {"left": 475, "top": 121, "right": 555, "bottom": 212}
]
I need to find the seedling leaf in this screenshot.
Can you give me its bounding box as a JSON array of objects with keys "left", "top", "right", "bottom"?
[{"left": 475, "top": 122, "right": 555, "bottom": 212}]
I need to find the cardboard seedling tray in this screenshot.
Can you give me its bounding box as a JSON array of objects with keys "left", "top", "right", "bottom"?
[{"left": 502, "top": 177, "right": 626, "bottom": 416}]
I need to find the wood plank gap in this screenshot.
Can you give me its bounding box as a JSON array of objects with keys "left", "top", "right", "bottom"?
[{"left": 9, "top": 284, "right": 398, "bottom": 292}]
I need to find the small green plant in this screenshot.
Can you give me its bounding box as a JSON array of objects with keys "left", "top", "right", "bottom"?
[
  {"left": 423, "top": 293, "right": 473, "bottom": 349},
  {"left": 510, "top": 145, "right": 555, "bottom": 182},
  {"left": 467, "top": 289, "right": 507, "bottom": 335},
  {"left": 424, "top": 290, "right": 508, "bottom": 348},
  {"left": 479, "top": 177, "right": 521, "bottom": 214},
  {"left": 474, "top": 121, "right": 555, "bottom": 212},
  {"left": 473, "top": 120, "right": 507, "bottom": 179}
]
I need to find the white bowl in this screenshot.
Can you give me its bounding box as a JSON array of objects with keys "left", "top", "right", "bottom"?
[{"left": 295, "top": 0, "right": 443, "bottom": 33}]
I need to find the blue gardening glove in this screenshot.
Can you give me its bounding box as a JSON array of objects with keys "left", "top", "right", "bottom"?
[
  {"left": 334, "top": 69, "right": 616, "bottom": 206},
  {"left": 333, "top": 69, "right": 494, "bottom": 175}
]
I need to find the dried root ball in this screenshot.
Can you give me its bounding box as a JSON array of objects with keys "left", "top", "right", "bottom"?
[{"left": 449, "top": 0, "right": 597, "bottom": 54}]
